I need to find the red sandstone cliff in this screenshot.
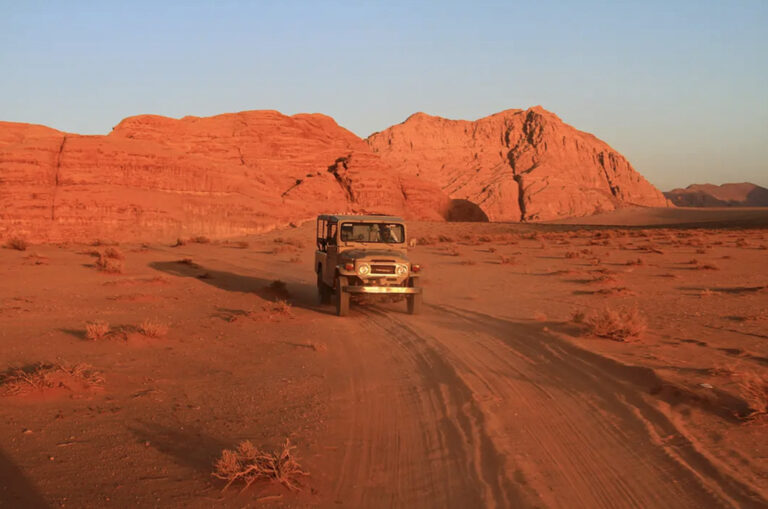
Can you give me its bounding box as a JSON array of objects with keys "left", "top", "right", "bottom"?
[
  {"left": 367, "top": 107, "right": 669, "bottom": 222},
  {"left": 0, "top": 112, "right": 447, "bottom": 242}
]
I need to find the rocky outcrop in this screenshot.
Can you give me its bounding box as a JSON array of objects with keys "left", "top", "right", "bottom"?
[
  {"left": 367, "top": 106, "right": 669, "bottom": 222},
  {"left": 0, "top": 112, "right": 448, "bottom": 242},
  {"left": 664, "top": 183, "right": 768, "bottom": 207}
]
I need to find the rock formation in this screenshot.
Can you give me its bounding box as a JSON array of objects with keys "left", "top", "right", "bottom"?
[
  {"left": 0, "top": 112, "right": 448, "bottom": 242},
  {"left": 664, "top": 183, "right": 768, "bottom": 207},
  {"left": 1, "top": 106, "right": 674, "bottom": 242},
  {"left": 367, "top": 106, "right": 669, "bottom": 222}
]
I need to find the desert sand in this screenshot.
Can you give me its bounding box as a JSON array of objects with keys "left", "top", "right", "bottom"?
[{"left": 1, "top": 207, "right": 767, "bottom": 508}]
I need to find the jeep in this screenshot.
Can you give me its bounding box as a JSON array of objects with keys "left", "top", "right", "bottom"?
[{"left": 314, "top": 214, "right": 423, "bottom": 316}]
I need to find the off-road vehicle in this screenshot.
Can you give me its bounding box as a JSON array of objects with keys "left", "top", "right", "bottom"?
[{"left": 315, "top": 214, "right": 423, "bottom": 316}]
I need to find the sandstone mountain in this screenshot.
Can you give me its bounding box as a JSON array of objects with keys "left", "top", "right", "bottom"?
[
  {"left": 367, "top": 106, "right": 669, "bottom": 222},
  {"left": 0, "top": 112, "right": 448, "bottom": 242},
  {"left": 2, "top": 106, "right": 671, "bottom": 242},
  {"left": 664, "top": 183, "right": 768, "bottom": 207}
]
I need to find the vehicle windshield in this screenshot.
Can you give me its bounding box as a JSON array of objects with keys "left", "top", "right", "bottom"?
[{"left": 340, "top": 222, "right": 405, "bottom": 244}]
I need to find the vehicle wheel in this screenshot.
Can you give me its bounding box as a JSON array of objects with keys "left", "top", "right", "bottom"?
[
  {"left": 317, "top": 271, "right": 331, "bottom": 305},
  {"left": 335, "top": 276, "right": 350, "bottom": 316},
  {"left": 407, "top": 279, "right": 422, "bottom": 315}
]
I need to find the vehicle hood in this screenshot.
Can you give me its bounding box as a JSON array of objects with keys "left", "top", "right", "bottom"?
[{"left": 339, "top": 249, "right": 410, "bottom": 263}]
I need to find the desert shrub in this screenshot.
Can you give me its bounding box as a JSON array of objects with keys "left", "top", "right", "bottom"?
[
  {"left": 273, "top": 237, "right": 304, "bottom": 248},
  {"left": 5, "top": 236, "right": 28, "bottom": 251},
  {"left": 85, "top": 320, "right": 110, "bottom": 340},
  {"left": 487, "top": 247, "right": 497, "bottom": 253},
  {"left": 738, "top": 372, "right": 768, "bottom": 419},
  {"left": 438, "top": 234, "right": 454, "bottom": 243},
  {"left": 565, "top": 251, "right": 579, "bottom": 259},
  {"left": 583, "top": 306, "right": 646, "bottom": 342},
  {"left": 697, "top": 263, "right": 720, "bottom": 271},
  {"left": 570, "top": 310, "right": 586, "bottom": 323},
  {"left": 190, "top": 236, "right": 211, "bottom": 244},
  {"left": 96, "top": 255, "right": 124, "bottom": 273},
  {"left": 267, "top": 280, "right": 290, "bottom": 298},
  {"left": 103, "top": 247, "right": 124, "bottom": 260},
  {"left": 445, "top": 247, "right": 460, "bottom": 257},
  {"left": 138, "top": 319, "right": 168, "bottom": 338},
  {"left": 700, "top": 288, "right": 715, "bottom": 297},
  {"left": 235, "top": 241, "right": 249, "bottom": 249},
  {"left": 460, "top": 260, "right": 477, "bottom": 265},
  {"left": 213, "top": 439, "right": 308, "bottom": 491},
  {"left": 177, "top": 257, "right": 196, "bottom": 265},
  {"left": 498, "top": 256, "right": 516, "bottom": 265},
  {"left": 172, "top": 238, "right": 187, "bottom": 247},
  {"left": 0, "top": 362, "right": 104, "bottom": 396},
  {"left": 626, "top": 258, "right": 643, "bottom": 266}
]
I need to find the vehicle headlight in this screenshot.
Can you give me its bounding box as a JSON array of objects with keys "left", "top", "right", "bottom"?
[
  {"left": 358, "top": 263, "right": 371, "bottom": 275},
  {"left": 396, "top": 264, "right": 408, "bottom": 276}
]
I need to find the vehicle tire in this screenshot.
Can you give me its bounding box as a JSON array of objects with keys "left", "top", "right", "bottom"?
[
  {"left": 407, "top": 279, "right": 422, "bottom": 315},
  {"left": 335, "top": 276, "right": 350, "bottom": 316},
  {"left": 317, "top": 271, "right": 331, "bottom": 305}
]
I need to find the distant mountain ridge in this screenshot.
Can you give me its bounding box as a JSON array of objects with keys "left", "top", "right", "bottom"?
[
  {"left": 1, "top": 106, "right": 670, "bottom": 242},
  {"left": 664, "top": 183, "right": 768, "bottom": 207}
]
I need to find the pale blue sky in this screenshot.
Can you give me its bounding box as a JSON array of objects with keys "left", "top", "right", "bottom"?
[{"left": 1, "top": 1, "right": 766, "bottom": 189}]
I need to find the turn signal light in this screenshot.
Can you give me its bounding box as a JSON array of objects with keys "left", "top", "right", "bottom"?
[
  {"left": 412, "top": 264, "right": 421, "bottom": 273},
  {"left": 344, "top": 263, "right": 354, "bottom": 271}
]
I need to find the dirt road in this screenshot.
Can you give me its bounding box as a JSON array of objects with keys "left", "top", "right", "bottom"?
[{"left": 304, "top": 297, "right": 762, "bottom": 508}]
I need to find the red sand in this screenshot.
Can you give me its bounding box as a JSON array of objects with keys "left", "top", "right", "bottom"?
[{"left": 1, "top": 207, "right": 767, "bottom": 507}]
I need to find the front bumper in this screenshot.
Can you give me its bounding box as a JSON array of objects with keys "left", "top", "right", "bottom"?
[{"left": 343, "top": 286, "right": 422, "bottom": 295}]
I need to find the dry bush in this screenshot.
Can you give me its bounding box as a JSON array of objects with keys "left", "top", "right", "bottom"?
[
  {"left": 85, "top": 320, "right": 110, "bottom": 340},
  {"left": 487, "top": 247, "right": 497, "bottom": 253},
  {"left": 583, "top": 307, "right": 647, "bottom": 342},
  {"left": 213, "top": 439, "right": 308, "bottom": 492},
  {"left": 104, "top": 246, "right": 124, "bottom": 260},
  {"left": 596, "top": 287, "right": 636, "bottom": 296},
  {"left": 738, "top": 372, "right": 768, "bottom": 419},
  {"left": 96, "top": 255, "right": 124, "bottom": 274},
  {"left": 273, "top": 237, "right": 305, "bottom": 248},
  {"left": 589, "top": 258, "right": 602, "bottom": 266},
  {"left": 498, "top": 255, "right": 516, "bottom": 265},
  {"left": 235, "top": 241, "right": 249, "bottom": 249},
  {"left": 700, "top": 288, "right": 715, "bottom": 297},
  {"left": 267, "top": 280, "right": 290, "bottom": 298},
  {"left": 687, "top": 258, "right": 699, "bottom": 265},
  {"left": 172, "top": 238, "right": 187, "bottom": 247},
  {"left": 138, "top": 319, "right": 168, "bottom": 338},
  {"left": 570, "top": 309, "right": 586, "bottom": 323},
  {"left": 460, "top": 259, "right": 477, "bottom": 265},
  {"left": 626, "top": 258, "right": 644, "bottom": 266},
  {"left": 565, "top": 251, "right": 579, "bottom": 259},
  {"left": 696, "top": 248, "right": 708, "bottom": 254},
  {"left": 697, "top": 263, "right": 720, "bottom": 271},
  {"left": 445, "top": 247, "right": 460, "bottom": 257},
  {"left": 288, "top": 255, "right": 301, "bottom": 263},
  {"left": 266, "top": 299, "right": 293, "bottom": 318},
  {"left": 5, "top": 236, "right": 28, "bottom": 251},
  {"left": 177, "top": 257, "right": 196, "bottom": 265},
  {"left": 190, "top": 236, "right": 211, "bottom": 244},
  {"left": 590, "top": 274, "right": 618, "bottom": 285},
  {"left": 0, "top": 362, "right": 104, "bottom": 397}
]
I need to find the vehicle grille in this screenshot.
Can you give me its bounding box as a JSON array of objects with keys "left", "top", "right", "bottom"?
[{"left": 371, "top": 264, "right": 396, "bottom": 274}]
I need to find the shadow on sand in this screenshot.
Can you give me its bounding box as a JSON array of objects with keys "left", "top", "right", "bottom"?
[
  {"left": 148, "top": 261, "right": 334, "bottom": 315},
  {"left": 0, "top": 447, "right": 50, "bottom": 508}
]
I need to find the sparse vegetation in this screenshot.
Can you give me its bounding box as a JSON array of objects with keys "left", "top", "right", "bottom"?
[
  {"left": 172, "top": 238, "right": 187, "bottom": 247},
  {"left": 213, "top": 439, "right": 308, "bottom": 491},
  {"left": 738, "top": 372, "right": 768, "bottom": 420},
  {"left": 138, "top": 319, "right": 168, "bottom": 338},
  {"left": 85, "top": 320, "right": 110, "bottom": 340},
  {"left": 583, "top": 306, "right": 647, "bottom": 342},
  {"left": 498, "top": 255, "right": 516, "bottom": 265},
  {"left": 96, "top": 254, "right": 124, "bottom": 273},
  {"left": 5, "top": 236, "right": 28, "bottom": 251},
  {"left": 190, "top": 236, "right": 211, "bottom": 244},
  {"left": 0, "top": 362, "right": 104, "bottom": 397}
]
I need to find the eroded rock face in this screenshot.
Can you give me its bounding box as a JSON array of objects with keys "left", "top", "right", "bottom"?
[
  {"left": 0, "top": 112, "right": 447, "bottom": 242},
  {"left": 367, "top": 107, "right": 669, "bottom": 221},
  {"left": 664, "top": 183, "right": 768, "bottom": 207}
]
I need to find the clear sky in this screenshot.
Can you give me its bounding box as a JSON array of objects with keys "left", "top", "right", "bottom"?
[{"left": 1, "top": 1, "right": 766, "bottom": 190}]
